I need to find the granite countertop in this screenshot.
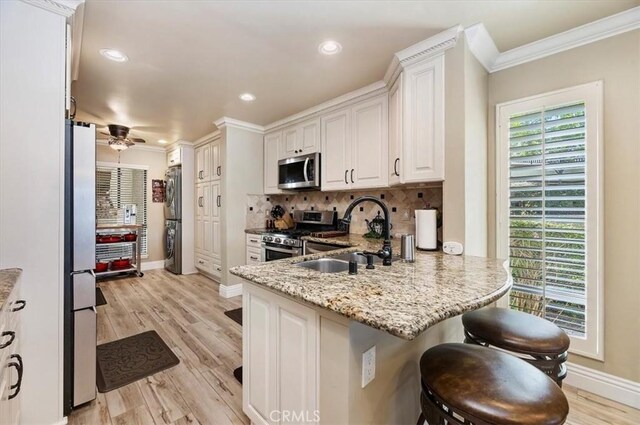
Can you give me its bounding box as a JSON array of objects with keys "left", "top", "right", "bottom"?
[
  {"left": 0, "top": 268, "right": 22, "bottom": 308},
  {"left": 231, "top": 234, "right": 511, "bottom": 340},
  {"left": 245, "top": 228, "right": 266, "bottom": 235}
]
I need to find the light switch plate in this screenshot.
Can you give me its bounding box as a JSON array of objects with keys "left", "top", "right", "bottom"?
[
  {"left": 362, "top": 345, "right": 376, "bottom": 388},
  {"left": 443, "top": 241, "right": 464, "bottom": 255}
]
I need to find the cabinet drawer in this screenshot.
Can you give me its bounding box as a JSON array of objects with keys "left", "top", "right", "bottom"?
[
  {"left": 195, "top": 255, "right": 213, "bottom": 272},
  {"left": 246, "top": 247, "right": 262, "bottom": 264},
  {"left": 246, "top": 234, "right": 262, "bottom": 249},
  {"left": 212, "top": 260, "right": 223, "bottom": 279}
]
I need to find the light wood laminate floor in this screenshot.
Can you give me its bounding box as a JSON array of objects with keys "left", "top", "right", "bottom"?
[{"left": 68, "top": 269, "right": 640, "bottom": 425}]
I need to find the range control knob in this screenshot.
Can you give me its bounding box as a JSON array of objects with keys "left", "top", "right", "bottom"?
[
  {"left": 265, "top": 236, "right": 273, "bottom": 242},
  {"left": 284, "top": 239, "right": 294, "bottom": 246},
  {"left": 274, "top": 238, "right": 282, "bottom": 243}
]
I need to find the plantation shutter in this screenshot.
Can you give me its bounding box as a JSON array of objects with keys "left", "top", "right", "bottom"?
[
  {"left": 508, "top": 102, "right": 587, "bottom": 337},
  {"left": 96, "top": 165, "right": 148, "bottom": 260}
]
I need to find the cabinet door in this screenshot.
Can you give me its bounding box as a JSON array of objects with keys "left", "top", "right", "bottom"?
[
  {"left": 201, "top": 182, "right": 212, "bottom": 220},
  {"left": 212, "top": 220, "right": 221, "bottom": 261},
  {"left": 321, "top": 108, "right": 351, "bottom": 191},
  {"left": 280, "top": 126, "right": 299, "bottom": 159},
  {"left": 211, "top": 181, "right": 221, "bottom": 220},
  {"left": 299, "top": 118, "right": 320, "bottom": 155},
  {"left": 388, "top": 78, "right": 402, "bottom": 186},
  {"left": 195, "top": 144, "right": 211, "bottom": 182},
  {"left": 195, "top": 184, "right": 204, "bottom": 218},
  {"left": 351, "top": 95, "right": 388, "bottom": 189},
  {"left": 402, "top": 55, "right": 444, "bottom": 182},
  {"left": 203, "top": 219, "right": 213, "bottom": 257},
  {"left": 264, "top": 132, "right": 282, "bottom": 194},
  {"left": 243, "top": 289, "right": 275, "bottom": 425},
  {"left": 211, "top": 141, "right": 221, "bottom": 181},
  {"left": 195, "top": 218, "right": 204, "bottom": 253},
  {"left": 273, "top": 297, "right": 318, "bottom": 424}
]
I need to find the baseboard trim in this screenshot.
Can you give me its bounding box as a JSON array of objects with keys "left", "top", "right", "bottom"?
[
  {"left": 141, "top": 260, "right": 165, "bottom": 271},
  {"left": 564, "top": 362, "right": 640, "bottom": 409},
  {"left": 52, "top": 418, "right": 68, "bottom": 425},
  {"left": 219, "top": 283, "right": 243, "bottom": 298}
]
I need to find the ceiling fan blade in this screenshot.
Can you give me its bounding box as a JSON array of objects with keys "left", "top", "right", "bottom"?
[
  {"left": 99, "top": 131, "right": 111, "bottom": 136},
  {"left": 131, "top": 138, "right": 146, "bottom": 143}
]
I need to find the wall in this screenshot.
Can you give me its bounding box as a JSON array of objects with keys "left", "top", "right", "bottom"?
[
  {"left": 246, "top": 186, "right": 442, "bottom": 237},
  {"left": 97, "top": 145, "right": 167, "bottom": 263},
  {"left": 0, "top": 2, "right": 67, "bottom": 423},
  {"left": 487, "top": 30, "right": 640, "bottom": 382},
  {"left": 442, "top": 36, "right": 489, "bottom": 256}
]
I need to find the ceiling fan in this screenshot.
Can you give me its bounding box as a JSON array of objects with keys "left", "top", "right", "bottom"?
[{"left": 97, "top": 124, "right": 146, "bottom": 151}]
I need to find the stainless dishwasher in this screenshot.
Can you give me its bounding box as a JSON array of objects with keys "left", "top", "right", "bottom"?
[{"left": 303, "top": 240, "right": 348, "bottom": 255}]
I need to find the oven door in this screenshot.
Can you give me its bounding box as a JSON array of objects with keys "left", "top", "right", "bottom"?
[
  {"left": 262, "top": 243, "right": 301, "bottom": 262},
  {"left": 278, "top": 152, "right": 320, "bottom": 190}
]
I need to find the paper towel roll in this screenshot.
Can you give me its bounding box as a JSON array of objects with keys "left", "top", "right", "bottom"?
[{"left": 415, "top": 209, "right": 437, "bottom": 250}]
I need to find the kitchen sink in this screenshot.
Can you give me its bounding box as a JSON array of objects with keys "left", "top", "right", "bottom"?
[
  {"left": 296, "top": 258, "right": 350, "bottom": 273},
  {"left": 330, "top": 252, "right": 399, "bottom": 264}
]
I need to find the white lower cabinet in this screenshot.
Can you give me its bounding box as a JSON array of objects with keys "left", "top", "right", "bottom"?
[
  {"left": 195, "top": 180, "right": 221, "bottom": 277},
  {"left": 246, "top": 234, "right": 263, "bottom": 264},
  {"left": 243, "top": 283, "right": 318, "bottom": 425},
  {"left": 0, "top": 278, "right": 23, "bottom": 425}
]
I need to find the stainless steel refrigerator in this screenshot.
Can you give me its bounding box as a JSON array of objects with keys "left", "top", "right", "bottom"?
[
  {"left": 63, "top": 120, "right": 97, "bottom": 414},
  {"left": 164, "top": 166, "right": 182, "bottom": 274}
]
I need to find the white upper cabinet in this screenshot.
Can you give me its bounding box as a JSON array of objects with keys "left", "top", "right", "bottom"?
[
  {"left": 351, "top": 96, "right": 388, "bottom": 189},
  {"left": 390, "top": 54, "right": 445, "bottom": 184},
  {"left": 321, "top": 94, "right": 388, "bottom": 191},
  {"left": 264, "top": 131, "right": 282, "bottom": 194},
  {"left": 321, "top": 108, "right": 351, "bottom": 191},
  {"left": 279, "top": 118, "right": 320, "bottom": 159}
]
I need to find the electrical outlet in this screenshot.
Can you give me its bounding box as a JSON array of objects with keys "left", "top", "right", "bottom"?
[{"left": 361, "top": 345, "right": 376, "bottom": 388}]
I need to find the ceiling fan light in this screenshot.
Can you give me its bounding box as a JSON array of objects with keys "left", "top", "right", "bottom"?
[{"left": 108, "top": 138, "right": 129, "bottom": 151}]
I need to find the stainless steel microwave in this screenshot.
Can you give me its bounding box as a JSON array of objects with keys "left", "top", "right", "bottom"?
[{"left": 278, "top": 152, "right": 320, "bottom": 190}]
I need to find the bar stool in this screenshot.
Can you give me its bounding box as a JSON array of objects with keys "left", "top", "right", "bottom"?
[
  {"left": 419, "top": 343, "right": 569, "bottom": 425},
  {"left": 462, "top": 307, "right": 570, "bottom": 386}
]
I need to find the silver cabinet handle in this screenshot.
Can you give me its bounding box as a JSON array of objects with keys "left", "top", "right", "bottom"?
[
  {"left": 216, "top": 266, "right": 222, "bottom": 271},
  {"left": 0, "top": 331, "right": 15, "bottom": 349},
  {"left": 249, "top": 238, "right": 258, "bottom": 243},
  {"left": 250, "top": 255, "right": 258, "bottom": 260},
  {"left": 344, "top": 170, "right": 348, "bottom": 184},
  {"left": 11, "top": 300, "right": 26, "bottom": 312},
  {"left": 350, "top": 169, "right": 354, "bottom": 183},
  {"left": 198, "top": 197, "right": 203, "bottom": 207},
  {"left": 217, "top": 166, "right": 221, "bottom": 176},
  {"left": 303, "top": 157, "right": 310, "bottom": 182},
  {"left": 394, "top": 158, "right": 400, "bottom": 176},
  {"left": 217, "top": 195, "right": 221, "bottom": 208},
  {"left": 198, "top": 259, "right": 204, "bottom": 264},
  {"left": 8, "top": 354, "right": 23, "bottom": 399}
]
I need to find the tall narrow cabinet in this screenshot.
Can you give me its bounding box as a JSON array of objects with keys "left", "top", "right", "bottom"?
[{"left": 194, "top": 119, "right": 264, "bottom": 296}]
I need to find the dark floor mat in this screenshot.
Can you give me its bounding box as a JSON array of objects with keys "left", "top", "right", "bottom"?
[
  {"left": 233, "top": 366, "right": 242, "bottom": 384},
  {"left": 96, "top": 330, "right": 179, "bottom": 393},
  {"left": 224, "top": 308, "right": 242, "bottom": 326},
  {"left": 96, "top": 287, "right": 107, "bottom": 306}
]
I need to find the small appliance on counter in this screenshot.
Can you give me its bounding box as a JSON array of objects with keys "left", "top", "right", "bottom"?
[{"left": 415, "top": 209, "right": 438, "bottom": 250}]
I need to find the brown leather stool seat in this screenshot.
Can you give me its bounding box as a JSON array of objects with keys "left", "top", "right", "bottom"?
[
  {"left": 420, "top": 343, "right": 569, "bottom": 425},
  {"left": 462, "top": 307, "right": 570, "bottom": 385}
]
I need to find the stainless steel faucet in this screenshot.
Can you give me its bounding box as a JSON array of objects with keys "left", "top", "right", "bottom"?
[{"left": 341, "top": 196, "right": 393, "bottom": 266}]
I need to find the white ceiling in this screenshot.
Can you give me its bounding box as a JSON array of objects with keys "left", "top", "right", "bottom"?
[{"left": 72, "top": 0, "right": 637, "bottom": 146}]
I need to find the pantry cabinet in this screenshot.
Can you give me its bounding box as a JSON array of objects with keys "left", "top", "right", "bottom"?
[
  {"left": 321, "top": 94, "right": 388, "bottom": 191},
  {"left": 264, "top": 131, "right": 282, "bottom": 194},
  {"left": 389, "top": 54, "right": 445, "bottom": 184},
  {"left": 195, "top": 144, "right": 211, "bottom": 182},
  {"left": 279, "top": 118, "right": 320, "bottom": 159}
]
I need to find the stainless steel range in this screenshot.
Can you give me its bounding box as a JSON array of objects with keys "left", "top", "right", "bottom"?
[{"left": 261, "top": 210, "right": 340, "bottom": 261}]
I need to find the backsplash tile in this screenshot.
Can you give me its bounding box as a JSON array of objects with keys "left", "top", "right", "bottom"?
[{"left": 247, "top": 187, "right": 442, "bottom": 237}]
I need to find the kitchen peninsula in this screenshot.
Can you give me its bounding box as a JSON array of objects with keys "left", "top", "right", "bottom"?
[{"left": 230, "top": 238, "right": 511, "bottom": 424}]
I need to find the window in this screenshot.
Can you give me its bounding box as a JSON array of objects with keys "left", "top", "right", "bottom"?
[
  {"left": 96, "top": 162, "right": 149, "bottom": 260},
  {"left": 496, "top": 81, "right": 603, "bottom": 360}
]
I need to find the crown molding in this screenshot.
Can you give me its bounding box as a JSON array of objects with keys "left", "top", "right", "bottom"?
[
  {"left": 213, "top": 117, "right": 265, "bottom": 134},
  {"left": 492, "top": 6, "right": 640, "bottom": 72},
  {"left": 464, "top": 23, "right": 500, "bottom": 72},
  {"left": 193, "top": 130, "right": 222, "bottom": 147},
  {"left": 384, "top": 24, "right": 463, "bottom": 86},
  {"left": 165, "top": 139, "right": 194, "bottom": 151},
  {"left": 20, "top": 0, "right": 84, "bottom": 18},
  {"left": 96, "top": 140, "right": 166, "bottom": 153},
  {"left": 264, "top": 80, "right": 387, "bottom": 133}
]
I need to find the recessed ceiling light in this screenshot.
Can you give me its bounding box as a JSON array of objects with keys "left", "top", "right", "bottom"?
[
  {"left": 239, "top": 93, "right": 256, "bottom": 102},
  {"left": 158, "top": 139, "right": 167, "bottom": 144},
  {"left": 99, "top": 48, "right": 128, "bottom": 62},
  {"left": 318, "top": 40, "right": 342, "bottom": 55}
]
